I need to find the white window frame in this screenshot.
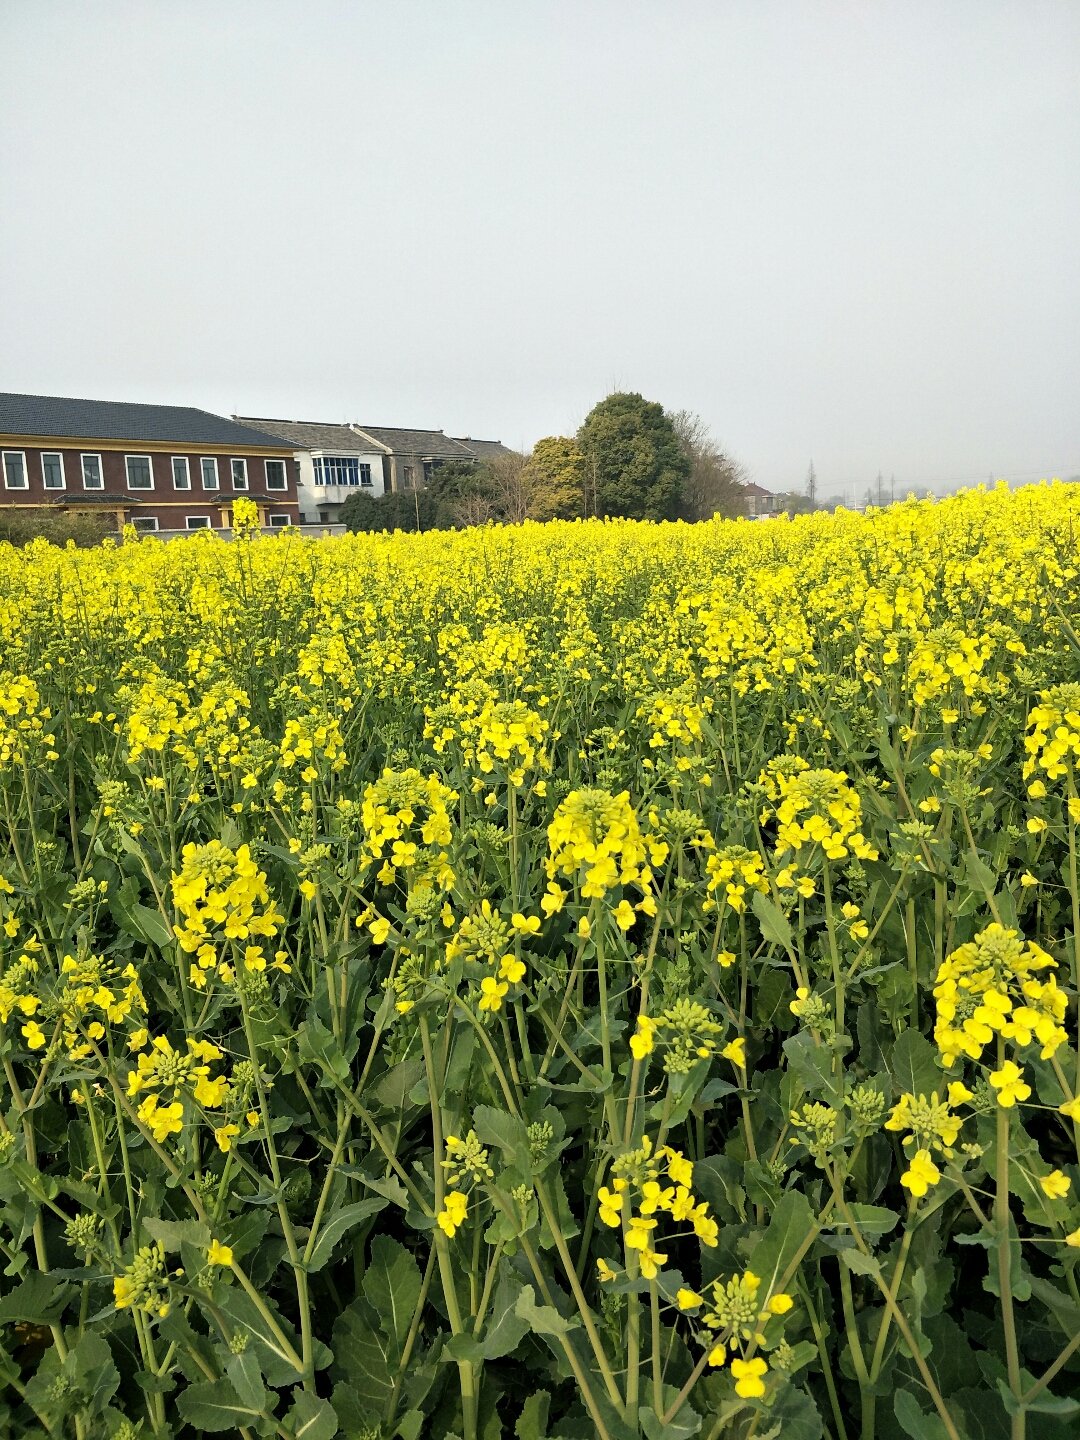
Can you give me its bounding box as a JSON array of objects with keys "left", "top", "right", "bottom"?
[
  {"left": 80, "top": 453, "right": 104, "bottom": 490},
  {"left": 3, "top": 450, "right": 28, "bottom": 489},
  {"left": 131, "top": 516, "right": 159, "bottom": 533},
  {"left": 265, "top": 458, "right": 287, "bottom": 491},
  {"left": 230, "top": 458, "right": 249, "bottom": 491},
  {"left": 41, "top": 451, "right": 66, "bottom": 491},
  {"left": 186, "top": 515, "right": 212, "bottom": 530},
  {"left": 125, "top": 454, "right": 155, "bottom": 491},
  {"left": 268, "top": 513, "right": 292, "bottom": 528},
  {"left": 171, "top": 456, "right": 191, "bottom": 491},
  {"left": 200, "top": 457, "right": 220, "bottom": 490}
]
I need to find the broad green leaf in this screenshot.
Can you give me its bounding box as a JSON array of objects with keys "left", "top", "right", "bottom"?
[
  {"left": 752, "top": 890, "right": 795, "bottom": 953},
  {"left": 782, "top": 1031, "right": 835, "bottom": 1098},
  {"left": 513, "top": 1285, "right": 579, "bottom": 1337},
  {"left": 840, "top": 1249, "right": 881, "bottom": 1277},
  {"left": 893, "top": 1387, "right": 954, "bottom": 1440},
  {"left": 178, "top": 1376, "right": 264, "bottom": 1432},
  {"left": 305, "top": 1197, "right": 387, "bottom": 1272},
  {"left": 747, "top": 1190, "right": 816, "bottom": 1301},
  {"left": 330, "top": 1296, "right": 394, "bottom": 1428},
  {"left": 142, "top": 1217, "right": 210, "bottom": 1253},
  {"left": 213, "top": 1287, "right": 305, "bottom": 1387},
  {"left": 888, "top": 1028, "right": 941, "bottom": 1099},
  {"left": 0, "top": 1271, "right": 70, "bottom": 1324},
  {"left": 284, "top": 1390, "right": 340, "bottom": 1440},
  {"left": 640, "top": 1388, "right": 703, "bottom": 1438},
  {"left": 225, "top": 1349, "right": 269, "bottom": 1415},
  {"left": 363, "top": 1234, "right": 422, "bottom": 1354},
  {"left": 473, "top": 1105, "right": 532, "bottom": 1172},
  {"left": 297, "top": 1016, "right": 352, "bottom": 1087},
  {"left": 516, "top": 1390, "right": 552, "bottom": 1440}
]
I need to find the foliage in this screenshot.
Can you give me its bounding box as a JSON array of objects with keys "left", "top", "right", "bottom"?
[
  {"left": 578, "top": 392, "right": 690, "bottom": 520},
  {"left": 0, "top": 508, "right": 114, "bottom": 547},
  {"left": 521, "top": 437, "right": 587, "bottom": 521},
  {"left": 669, "top": 411, "right": 747, "bottom": 522},
  {"left": 1, "top": 484, "right": 1080, "bottom": 1440},
  {"left": 340, "top": 486, "right": 443, "bottom": 533}
]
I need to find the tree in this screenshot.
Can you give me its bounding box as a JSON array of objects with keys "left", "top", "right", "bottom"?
[
  {"left": 340, "top": 488, "right": 442, "bottom": 533},
  {"left": 668, "top": 410, "right": 747, "bottom": 521},
  {"left": 576, "top": 392, "right": 689, "bottom": 521},
  {"left": 520, "top": 437, "right": 586, "bottom": 520}
]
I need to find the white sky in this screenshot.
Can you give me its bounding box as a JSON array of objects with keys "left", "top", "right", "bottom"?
[{"left": 3, "top": 0, "right": 1078, "bottom": 500}]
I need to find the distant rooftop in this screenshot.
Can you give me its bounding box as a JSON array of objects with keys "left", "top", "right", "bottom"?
[
  {"left": 452, "top": 436, "right": 514, "bottom": 461},
  {"left": 0, "top": 392, "right": 293, "bottom": 449},
  {"left": 353, "top": 425, "right": 477, "bottom": 460},
  {"left": 234, "top": 417, "right": 387, "bottom": 452}
]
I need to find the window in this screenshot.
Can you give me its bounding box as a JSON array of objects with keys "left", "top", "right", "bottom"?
[
  {"left": 269, "top": 513, "right": 292, "bottom": 528},
  {"left": 186, "top": 515, "right": 212, "bottom": 530},
  {"left": 172, "top": 457, "right": 191, "bottom": 490},
  {"left": 312, "top": 455, "right": 363, "bottom": 487},
  {"left": 402, "top": 465, "right": 414, "bottom": 487},
  {"left": 81, "top": 454, "right": 103, "bottom": 489},
  {"left": 265, "top": 459, "right": 287, "bottom": 491},
  {"left": 230, "top": 459, "right": 248, "bottom": 491},
  {"left": 132, "top": 516, "right": 159, "bottom": 533},
  {"left": 3, "top": 451, "right": 28, "bottom": 489},
  {"left": 360, "top": 463, "right": 372, "bottom": 486},
  {"left": 125, "top": 455, "right": 154, "bottom": 490},
  {"left": 41, "top": 452, "right": 66, "bottom": 490},
  {"left": 200, "top": 457, "right": 219, "bottom": 490}
]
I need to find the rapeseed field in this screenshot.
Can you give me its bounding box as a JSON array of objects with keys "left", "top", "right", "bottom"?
[{"left": 2, "top": 484, "right": 1079, "bottom": 1440}]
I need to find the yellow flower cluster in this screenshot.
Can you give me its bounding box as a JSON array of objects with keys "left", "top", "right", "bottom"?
[
  {"left": 759, "top": 761, "right": 878, "bottom": 864},
  {"left": 598, "top": 1136, "right": 717, "bottom": 1280},
  {"left": 126, "top": 1033, "right": 229, "bottom": 1141},
  {"left": 171, "top": 840, "right": 283, "bottom": 987},
  {"left": 885, "top": 1085, "right": 972, "bottom": 1198},
  {"left": 0, "top": 673, "right": 58, "bottom": 768},
  {"left": 933, "top": 923, "right": 1069, "bottom": 1089},
  {"left": 545, "top": 787, "right": 667, "bottom": 902},
  {"left": 677, "top": 1269, "right": 795, "bottom": 1396},
  {"left": 360, "top": 767, "right": 457, "bottom": 892},
  {"left": 1024, "top": 684, "right": 1080, "bottom": 787}
]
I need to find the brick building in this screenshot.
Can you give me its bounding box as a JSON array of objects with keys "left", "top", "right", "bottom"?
[{"left": 0, "top": 392, "right": 300, "bottom": 533}]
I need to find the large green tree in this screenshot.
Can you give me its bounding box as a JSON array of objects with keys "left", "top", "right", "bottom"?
[
  {"left": 576, "top": 392, "right": 689, "bottom": 521},
  {"left": 521, "top": 436, "right": 586, "bottom": 520}
]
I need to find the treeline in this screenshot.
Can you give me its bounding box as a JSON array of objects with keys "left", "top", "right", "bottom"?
[{"left": 342, "top": 391, "right": 747, "bottom": 533}]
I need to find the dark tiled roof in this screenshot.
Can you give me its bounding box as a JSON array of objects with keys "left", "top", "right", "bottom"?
[
  {"left": 0, "top": 393, "right": 293, "bottom": 449},
  {"left": 451, "top": 437, "right": 514, "bottom": 461},
  {"left": 742, "top": 482, "right": 774, "bottom": 497},
  {"left": 233, "top": 417, "right": 389, "bottom": 452},
  {"left": 353, "top": 426, "right": 477, "bottom": 460}
]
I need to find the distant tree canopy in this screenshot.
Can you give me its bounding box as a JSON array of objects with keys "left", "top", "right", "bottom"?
[
  {"left": 0, "top": 509, "right": 114, "bottom": 547},
  {"left": 668, "top": 409, "right": 747, "bottom": 521},
  {"left": 577, "top": 392, "right": 689, "bottom": 522},
  {"left": 340, "top": 391, "right": 746, "bottom": 533}
]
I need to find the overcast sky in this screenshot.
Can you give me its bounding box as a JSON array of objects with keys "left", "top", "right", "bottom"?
[{"left": 3, "top": 1, "right": 1078, "bottom": 499}]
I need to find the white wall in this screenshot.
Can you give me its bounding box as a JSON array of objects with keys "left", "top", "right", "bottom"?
[{"left": 294, "top": 448, "right": 385, "bottom": 521}]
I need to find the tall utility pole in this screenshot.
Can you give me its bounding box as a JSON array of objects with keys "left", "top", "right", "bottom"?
[
  {"left": 876, "top": 470, "right": 886, "bottom": 506},
  {"left": 806, "top": 460, "right": 817, "bottom": 508}
]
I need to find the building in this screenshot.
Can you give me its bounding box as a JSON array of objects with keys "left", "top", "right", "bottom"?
[
  {"left": 0, "top": 392, "right": 300, "bottom": 533},
  {"left": 741, "top": 482, "right": 786, "bottom": 518},
  {"left": 349, "top": 426, "right": 480, "bottom": 494},
  {"left": 451, "top": 436, "right": 515, "bottom": 465},
  {"left": 234, "top": 417, "right": 387, "bottom": 524}
]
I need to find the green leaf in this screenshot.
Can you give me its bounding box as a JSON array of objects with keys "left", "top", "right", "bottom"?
[
  {"left": 894, "top": 1387, "right": 953, "bottom": 1440},
  {"left": 640, "top": 1389, "right": 703, "bottom": 1438},
  {"left": 473, "top": 1105, "right": 532, "bottom": 1172},
  {"left": 782, "top": 1031, "right": 835, "bottom": 1098},
  {"left": 748, "top": 1190, "right": 816, "bottom": 1302},
  {"left": 213, "top": 1287, "right": 305, "bottom": 1387},
  {"left": 516, "top": 1391, "right": 552, "bottom": 1440},
  {"left": 764, "top": 1385, "right": 825, "bottom": 1440},
  {"left": 363, "top": 1234, "right": 422, "bottom": 1354},
  {"left": 305, "top": 1198, "right": 387, "bottom": 1272},
  {"left": 513, "top": 1285, "right": 579, "bottom": 1336},
  {"left": 888, "top": 1028, "right": 941, "bottom": 1099},
  {"left": 297, "top": 1017, "right": 352, "bottom": 1087},
  {"left": 752, "top": 890, "right": 795, "bottom": 953},
  {"left": 840, "top": 1249, "right": 882, "bottom": 1277},
  {"left": 843, "top": 1204, "right": 900, "bottom": 1240},
  {"left": 225, "top": 1349, "right": 269, "bottom": 1415},
  {"left": 330, "top": 1296, "right": 394, "bottom": 1429},
  {"left": 178, "top": 1376, "right": 265, "bottom": 1432},
  {"left": 0, "top": 1270, "right": 70, "bottom": 1324},
  {"left": 141, "top": 1217, "right": 210, "bottom": 1253},
  {"left": 284, "top": 1390, "right": 340, "bottom": 1440}
]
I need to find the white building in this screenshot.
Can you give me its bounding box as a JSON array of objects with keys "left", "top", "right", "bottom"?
[{"left": 233, "top": 418, "right": 387, "bottom": 523}]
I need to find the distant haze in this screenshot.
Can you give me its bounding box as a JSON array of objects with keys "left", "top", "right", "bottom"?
[{"left": 3, "top": 0, "right": 1078, "bottom": 503}]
